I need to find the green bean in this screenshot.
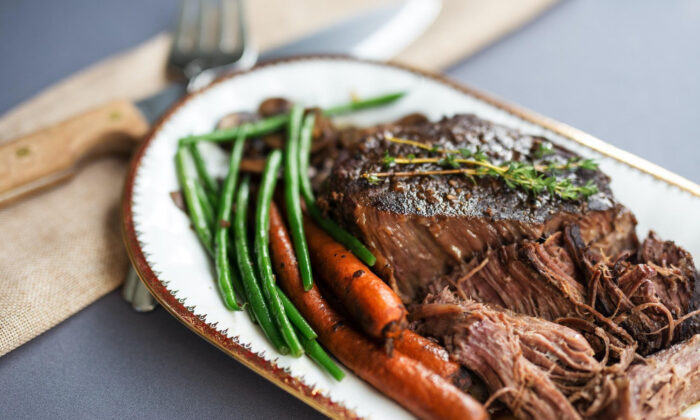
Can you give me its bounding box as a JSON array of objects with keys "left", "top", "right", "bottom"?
[
  {"left": 323, "top": 91, "right": 406, "bottom": 116},
  {"left": 214, "top": 128, "right": 248, "bottom": 311},
  {"left": 234, "top": 175, "right": 289, "bottom": 354},
  {"left": 298, "top": 333, "right": 345, "bottom": 381},
  {"left": 298, "top": 113, "right": 316, "bottom": 197},
  {"left": 181, "top": 113, "right": 289, "bottom": 144},
  {"left": 204, "top": 189, "right": 219, "bottom": 211},
  {"left": 175, "top": 146, "right": 214, "bottom": 255},
  {"left": 215, "top": 225, "right": 239, "bottom": 311},
  {"left": 276, "top": 285, "right": 316, "bottom": 340},
  {"left": 188, "top": 143, "right": 219, "bottom": 210},
  {"left": 298, "top": 113, "right": 377, "bottom": 266},
  {"left": 194, "top": 181, "right": 215, "bottom": 228},
  {"left": 228, "top": 246, "right": 257, "bottom": 323},
  {"left": 189, "top": 143, "right": 220, "bottom": 195},
  {"left": 256, "top": 150, "right": 304, "bottom": 357},
  {"left": 284, "top": 105, "right": 314, "bottom": 291},
  {"left": 180, "top": 91, "right": 406, "bottom": 145}
]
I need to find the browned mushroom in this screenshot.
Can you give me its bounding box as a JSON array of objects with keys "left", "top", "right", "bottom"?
[
  {"left": 216, "top": 111, "right": 259, "bottom": 130},
  {"left": 258, "top": 97, "right": 292, "bottom": 118}
]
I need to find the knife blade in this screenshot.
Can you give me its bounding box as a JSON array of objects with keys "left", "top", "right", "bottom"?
[{"left": 136, "top": 0, "right": 441, "bottom": 124}]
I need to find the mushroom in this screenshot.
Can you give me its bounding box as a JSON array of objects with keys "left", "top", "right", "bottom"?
[
  {"left": 258, "top": 97, "right": 292, "bottom": 118},
  {"left": 216, "top": 111, "right": 259, "bottom": 130}
]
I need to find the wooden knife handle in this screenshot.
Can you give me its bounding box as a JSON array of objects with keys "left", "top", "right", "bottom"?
[{"left": 0, "top": 99, "right": 149, "bottom": 205}]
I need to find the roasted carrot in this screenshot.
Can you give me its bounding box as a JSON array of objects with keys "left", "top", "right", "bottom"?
[
  {"left": 303, "top": 214, "right": 407, "bottom": 340},
  {"left": 394, "top": 330, "right": 461, "bottom": 380},
  {"left": 270, "top": 204, "right": 487, "bottom": 420}
]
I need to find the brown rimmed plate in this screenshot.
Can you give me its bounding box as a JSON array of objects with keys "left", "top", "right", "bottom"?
[{"left": 121, "top": 56, "right": 700, "bottom": 419}]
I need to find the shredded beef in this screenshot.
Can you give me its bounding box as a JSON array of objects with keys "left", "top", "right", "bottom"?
[{"left": 415, "top": 289, "right": 619, "bottom": 420}]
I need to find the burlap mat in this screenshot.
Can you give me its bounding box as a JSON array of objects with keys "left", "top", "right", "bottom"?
[{"left": 0, "top": 0, "right": 557, "bottom": 356}]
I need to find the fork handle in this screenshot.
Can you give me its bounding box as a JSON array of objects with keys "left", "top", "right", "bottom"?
[{"left": 0, "top": 99, "right": 149, "bottom": 205}]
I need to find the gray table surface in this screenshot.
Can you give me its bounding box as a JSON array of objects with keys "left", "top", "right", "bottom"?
[{"left": 1, "top": 0, "right": 698, "bottom": 419}]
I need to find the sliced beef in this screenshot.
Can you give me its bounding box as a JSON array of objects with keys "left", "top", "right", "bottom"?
[
  {"left": 321, "top": 114, "right": 635, "bottom": 302},
  {"left": 414, "top": 289, "right": 614, "bottom": 420},
  {"left": 433, "top": 234, "right": 586, "bottom": 321},
  {"left": 601, "top": 335, "right": 700, "bottom": 420}
]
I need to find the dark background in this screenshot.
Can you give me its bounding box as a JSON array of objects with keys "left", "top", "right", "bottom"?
[{"left": 1, "top": 0, "right": 699, "bottom": 418}]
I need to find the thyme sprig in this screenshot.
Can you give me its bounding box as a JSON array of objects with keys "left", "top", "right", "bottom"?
[
  {"left": 533, "top": 141, "right": 555, "bottom": 158},
  {"left": 383, "top": 155, "right": 597, "bottom": 172},
  {"left": 365, "top": 137, "right": 600, "bottom": 201}
]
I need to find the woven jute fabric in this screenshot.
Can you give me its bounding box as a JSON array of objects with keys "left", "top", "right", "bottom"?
[
  {"left": 0, "top": 158, "right": 129, "bottom": 356},
  {"left": 0, "top": 0, "right": 556, "bottom": 356}
]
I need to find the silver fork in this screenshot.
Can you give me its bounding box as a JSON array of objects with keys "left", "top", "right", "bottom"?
[{"left": 122, "top": 0, "right": 256, "bottom": 312}]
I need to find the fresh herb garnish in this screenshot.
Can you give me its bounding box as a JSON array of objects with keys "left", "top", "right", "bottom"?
[
  {"left": 366, "top": 174, "right": 382, "bottom": 185},
  {"left": 534, "top": 141, "right": 554, "bottom": 158},
  {"left": 382, "top": 151, "right": 396, "bottom": 167},
  {"left": 364, "top": 136, "right": 600, "bottom": 201}
]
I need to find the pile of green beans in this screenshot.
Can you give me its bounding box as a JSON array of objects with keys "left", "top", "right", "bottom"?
[
  {"left": 174, "top": 90, "right": 406, "bottom": 380},
  {"left": 176, "top": 134, "right": 343, "bottom": 374}
]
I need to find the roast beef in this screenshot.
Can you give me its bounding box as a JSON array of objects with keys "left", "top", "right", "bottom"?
[
  {"left": 431, "top": 233, "right": 585, "bottom": 321},
  {"left": 415, "top": 289, "right": 613, "bottom": 420},
  {"left": 601, "top": 335, "right": 700, "bottom": 419},
  {"left": 319, "top": 113, "right": 699, "bottom": 418},
  {"left": 565, "top": 226, "right": 698, "bottom": 354},
  {"left": 416, "top": 289, "right": 700, "bottom": 420},
  {"left": 424, "top": 226, "right": 697, "bottom": 355},
  {"left": 321, "top": 114, "right": 637, "bottom": 302},
  {"left": 321, "top": 114, "right": 696, "bottom": 349},
  {"left": 638, "top": 232, "right": 697, "bottom": 322}
]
